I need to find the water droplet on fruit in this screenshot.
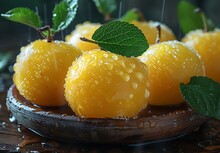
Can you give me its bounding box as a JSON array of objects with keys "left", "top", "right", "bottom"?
[
  {"left": 122, "top": 74, "right": 130, "bottom": 82},
  {"left": 145, "top": 89, "right": 150, "bottom": 98},
  {"left": 119, "top": 61, "right": 125, "bottom": 68},
  {"left": 106, "top": 63, "right": 113, "bottom": 70},
  {"left": 135, "top": 72, "right": 144, "bottom": 81},
  {"left": 130, "top": 63, "right": 136, "bottom": 69},
  {"left": 112, "top": 55, "right": 118, "bottom": 60},
  {"left": 129, "top": 94, "right": 134, "bottom": 99},
  {"left": 132, "top": 82, "right": 138, "bottom": 89},
  {"left": 103, "top": 53, "right": 108, "bottom": 58},
  {"left": 126, "top": 67, "right": 133, "bottom": 73}
]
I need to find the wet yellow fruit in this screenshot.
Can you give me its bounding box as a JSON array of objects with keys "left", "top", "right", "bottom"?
[
  {"left": 139, "top": 40, "right": 205, "bottom": 106},
  {"left": 13, "top": 40, "right": 82, "bottom": 106},
  {"left": 65, "top": 49, "right": 149, "bottom": 118},
  {"left": 131, "top": 20, "right": 176, "bottom": 45},
  {"left": 66, "top": 22, "right": 101, "bottom": 52},
  {"left": 182, "top": 29, "right": 220, "bottom": 83}
]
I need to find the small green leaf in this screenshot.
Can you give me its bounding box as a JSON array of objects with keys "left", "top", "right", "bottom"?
[
  {"left": 93, "top": 0, "right": 116, "bottom": 17},
  {"left": 1, "top": 7, "right": 42, "bottom": 28},
  {"left": 120, "top": 9, "right": 140, "bottom": 23},
  {"left": 180, "top": 76, "right": 220, "bottom": 120},
  {"left": 178, "top": 0, "right": 215, "bottom": 34},
  {"left": 52, "top": 0, "right": 78, "bottom": 33},
  {"left": 92, "top": 21, "right": 149, "bottom": 57},
  {"left": 0, "top": 52, "right": 13, "bottom": 72}
]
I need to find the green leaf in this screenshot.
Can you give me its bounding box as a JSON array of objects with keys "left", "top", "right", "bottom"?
[
  {"left": 1, "top": 7, "right": 42, "bottom": 28},
  {"left": 180, "top": 76, "right": 220, "bottom": 120},
  {"left": 92, "top": 21, "right": 149, "bottom": 57},
  {"left": 93, "top": 0, "right": 116, "bottom": 16},
  {"left": 0, "top": 52, "right": 13, "bottom": 72},
  {"left": 178, "top": 1, "right": 203, "bottom": 34},
  {"left": 178, "top": 0, "right": 215, "bottom": 34},
  {"left": 120, "top": 9, "right": 140, "bottom": 23},
  {"left": 52, "top": 0, "right": 78, "bottom": 33}
]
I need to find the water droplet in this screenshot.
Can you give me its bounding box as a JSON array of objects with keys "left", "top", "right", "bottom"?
[
  {"left": 126, "top": 67, "right": 133, "bottom": 73},
  {"left": 198, "top": 140, "right": 213, "bottom": 148},
  {"left": 122, "top": 74, "right": 130, "bottom": 82},
  {"left": 149, "top": 120, "right": 157, "bottom": 128},
  {"left": 9, "top": 115, "right": 16, "bottom": 123},
  {"left": 106, "top": 63, "right": 113, "bottom": 70},
  {"left": 130, "top": 63, "right": 136, "bottom": 69},
  {"left": 135, "top": 72, "right": 144, "bottom": 81},
  {"left": 137, "top": 120, "right": 144, "bottom": 128},
  {"left": 103, "top": 53, "right": 108, "bottom": 58},
  {"left": 145, "top": 89, "right": 150, "bottom": 98},
  {"left": 112, "top": 55, "right": 118, "bottom": 60},
  {"left": 129, "top": 94, "right": 134, "bottom": 99},
  {"left": 132, "top": 82, "right": 138, "bottom": 89},
  {"left": 94, "top": 80, "right": 99, "bottom": 85},
  {"left": 0, "top": 122, "right": 6, "bottom": 128},
  {"left": 119, "top": 61, "right": 125, "bottom": 68}
]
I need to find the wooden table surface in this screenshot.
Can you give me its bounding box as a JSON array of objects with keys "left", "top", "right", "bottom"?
[{"left": 1, "top": 75, "right": 220, "bottom": 153}]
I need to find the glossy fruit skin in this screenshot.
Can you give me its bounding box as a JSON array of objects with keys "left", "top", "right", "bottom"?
[
  {"left": 65, "top": 49, "right": 149, "bottom": 118},
  {"left": 131, "top": 20, "right": 176, "bottom": 45},
  {"left": 182, "top": 29, "right": 220, "bottom": 83},
  {"left": 66, "top": 22, "right": 101, "bottom": 52},
  {"left": 13, "top": 40, "right": 82, "bottom": 106},
  {"left": 139, "top": 40, "right": 205, "bottom": 106}
]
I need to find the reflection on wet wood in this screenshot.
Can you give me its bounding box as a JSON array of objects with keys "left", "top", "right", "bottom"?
[{"left": 1, "top": 89, "right": 220, "bottom": 152}]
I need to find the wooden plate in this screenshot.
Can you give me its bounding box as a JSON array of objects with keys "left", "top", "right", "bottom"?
[{"left": 6, "top": 85, "right": 207, "bottom": 144}]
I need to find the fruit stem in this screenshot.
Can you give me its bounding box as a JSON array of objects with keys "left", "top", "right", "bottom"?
[
  {"left": 194, "top": 8, "right": 208, "bottom": 32},
  {"left": 155, "top": 24, "right": 161, "bottom": 44},
  {"left": 80, "top": 37, "right": 98, "bottom": 45},
  {"left": 37, "top": 25, "right": 53, "bottom": 42}
]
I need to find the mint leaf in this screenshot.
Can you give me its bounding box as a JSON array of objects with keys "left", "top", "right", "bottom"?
[
  {"left": 93, "top": 0, "right": 116, "bottom": 17},
  {"left": 1, "top": 7, "right": 42, "bottom": 28},
  {"left": 180, "top": 76, "right": 220, "bottom": 120},
  {"left": 0, "top": 52, "right": 13, "bottom": 72},
  {"left": 120, "top": 9, "right": 140, "bottom": 23},
  {"left": 178, "top": 0, "right": 215, "bottom": 34},
  {"left": 92, "top": 21, "right": 149, "bottom": 57},
  {"left": 52, "top": 0, "right": 78, "bottom": 33}
]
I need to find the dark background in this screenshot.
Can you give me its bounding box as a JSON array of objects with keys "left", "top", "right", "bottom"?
[{"left": 0, "top": 0, "right": 220, "bottom": 52}]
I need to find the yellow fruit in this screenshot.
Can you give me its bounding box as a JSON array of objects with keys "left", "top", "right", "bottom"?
[
  {"left": 13, "top": 40, "right": 82, "bottom": 106},
  {"left": 65, "top": 49, "right": 149, "bottom": 118},
  {"left": 182, "top": 29, "right": 220, "bottom": 83},
  {"left": 139, "top": 40, "right": 205, "bottom": 106},
  {"left": 66, "top": 22, "right": 101, "bottom": 52},
  {"left": 131, "top": 20, "right": 176, "bottom": 45}
]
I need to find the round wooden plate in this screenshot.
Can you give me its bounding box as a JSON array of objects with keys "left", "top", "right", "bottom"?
[{"left": 6, "top": 85, "right": 207, "bottom": 144}]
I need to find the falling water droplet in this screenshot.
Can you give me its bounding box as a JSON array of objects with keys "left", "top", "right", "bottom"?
[
  {"left": 160, "top": 0, "right": 166, "bottom": 23},
  {"left": 118, "top": 0, "right": 124, "bottom": 18}
]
